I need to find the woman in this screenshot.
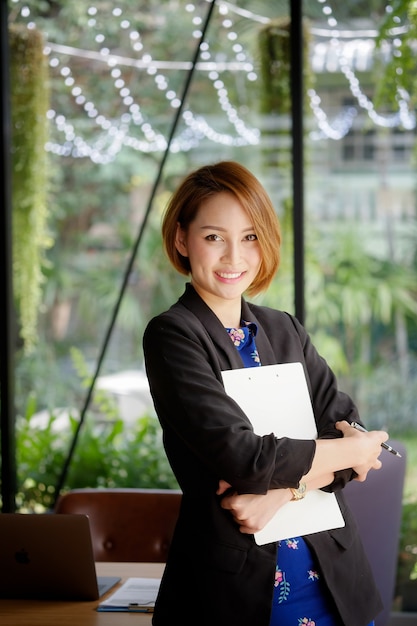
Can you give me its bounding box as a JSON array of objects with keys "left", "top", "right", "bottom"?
[{"left": 143, "top": 161, "right": 387, "bottom": 626}]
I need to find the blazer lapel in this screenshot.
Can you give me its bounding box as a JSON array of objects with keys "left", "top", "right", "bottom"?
[
  {"left": 178, "top": 283, "right": 243, "bottom": 369},
  {"left": 178, "top": 283, "right": 277, "bottom": 369}
]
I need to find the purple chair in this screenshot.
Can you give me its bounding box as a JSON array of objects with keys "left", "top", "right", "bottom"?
[{"left": 343, "top": 440, "right": 406, "bottom": 626}]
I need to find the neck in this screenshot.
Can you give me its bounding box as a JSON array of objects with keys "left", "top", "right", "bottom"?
[
  {"left": 212, "top": 300, "right": 242, "bottom": 328},
  {"left": 189, "top": 282, "right": 242, "bottom": 327}
]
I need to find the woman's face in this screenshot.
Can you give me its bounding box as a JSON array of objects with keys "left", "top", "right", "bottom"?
[{"left": 175, "top": 191, "right": 262, "bottom": 320}]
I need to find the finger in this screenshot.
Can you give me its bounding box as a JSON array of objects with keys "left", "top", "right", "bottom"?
[
  {"left": 239, "top": 525, "right": 253, "bottom": 535},
  {"left": 238, "top": 520, "right": 264, "bottom": 534},
  {"left": 220, "top": 496, "right": 240, "bottom": 512},
  {"left": 353, "top": 473, "right": 367, "bottom": 483},
  {"left": 335, "top": 420, "right": 350, "bottom": 434},
  {"left": 220, "top": 498, "right": 232, "bottom": 510},
  {"left": 216, "top": 479, "right": 232, "bottom": 495},
  {"left": 379, "top": 432, "right": 389, "bottom": 444}
]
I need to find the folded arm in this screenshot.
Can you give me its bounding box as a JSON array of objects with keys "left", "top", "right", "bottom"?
[{"left": 218, "top": 420, "right": 388, "bottom": 534}]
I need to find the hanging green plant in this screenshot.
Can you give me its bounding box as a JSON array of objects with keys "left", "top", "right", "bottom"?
[
  {"left": 257, "top": 17, "right": 312, "bottom": 171},
  {"left": 9, "top": 24, "right": 51, "bottom": 352},
  {"left": 258, "top": 17, "right": 312, "bottom": 114},
  {"left": 258, "top": 17, "right": 292, "bottom": 115},
  {"left": 374, "top": 0, "right": 417, "bottom": 110}
]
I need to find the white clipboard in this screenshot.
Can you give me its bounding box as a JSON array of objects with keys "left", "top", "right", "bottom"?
[{"left": 221, "top": 362, "right": 345, "bottom": 544}]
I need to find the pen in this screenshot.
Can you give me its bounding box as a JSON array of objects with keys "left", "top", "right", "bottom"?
[{"left": 350, "top": 422, "right": 402, "bottom": 458}]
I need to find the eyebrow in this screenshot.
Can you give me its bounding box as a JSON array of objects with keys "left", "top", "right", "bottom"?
[{"left": 199, "top": 225, "right": 255, "bottom": 232}]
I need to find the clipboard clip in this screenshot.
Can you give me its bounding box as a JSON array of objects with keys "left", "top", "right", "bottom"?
[{"left": 128, "top": 603, "right": 154, "bottom": 613}]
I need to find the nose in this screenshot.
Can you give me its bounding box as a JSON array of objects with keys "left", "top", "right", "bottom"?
[{"left": 221, "top": 240, "right": 242, "bottom": 265}]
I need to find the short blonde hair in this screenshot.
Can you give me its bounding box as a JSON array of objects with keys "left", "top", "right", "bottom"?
[{"left": 162, "top": 161, "right": 281, "bottom": 296}]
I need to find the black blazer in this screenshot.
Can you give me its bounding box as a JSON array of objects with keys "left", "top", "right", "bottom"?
[{"left": 143, "top": 284, "right": 383, "bottom": 626}]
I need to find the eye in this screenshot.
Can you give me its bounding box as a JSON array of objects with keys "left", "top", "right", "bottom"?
[
  {"left": 205, "top": 234, "right": 223, "bottom": 242},
  {"left": 245, "top": 233, "right": 258, "bottom": 241}
]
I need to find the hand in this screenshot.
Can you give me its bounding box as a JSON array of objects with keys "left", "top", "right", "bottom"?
[
  {"left": 217, "top": 481, "right": 292, "bottom": 534},
  {"left": 335, "top": 420, "right": 388, "bottom": 482}
]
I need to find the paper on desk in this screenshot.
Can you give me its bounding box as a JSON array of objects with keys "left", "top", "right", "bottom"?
[
  {"left": 97, "top": 577, "right": 161, "bottom": 612},
  {"left": 221, "top": 362, "right": 345, "bottom": 544}
]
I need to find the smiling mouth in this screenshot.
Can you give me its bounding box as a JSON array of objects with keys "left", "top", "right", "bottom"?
[{"left": 216, "top": 272, "right": 244, "bottom": 279}]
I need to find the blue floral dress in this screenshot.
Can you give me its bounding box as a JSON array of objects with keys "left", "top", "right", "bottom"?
[{"left": 226, "top": 322, "right": 374, "bottom": 626}]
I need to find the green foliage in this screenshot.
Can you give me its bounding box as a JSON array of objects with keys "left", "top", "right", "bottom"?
[
  {"left": 69, "top": 412, "right": 178, "bottom": 492},
  {"left": 258, "top": 17, "right": 313, "bottom": 114},
  {"left": 258, "top": 17, "right": 292, "bottom": 115},
  {"left": 16, "top": 402, "right": 178, "bottom": 512},
  {"left": 257, "top": 16, "right": 312, "bottom": 172},
  {"left": 374, "top": 0, "right": 417, "bottom": 109},
  {"left": 10, "top": 24, "right": 52, "bottom": 352},
  {"left": 16, "top": 396, "right": 67, "bottom": 512},
  {"left": 15, "top": 347, "right": 178, "bottom": 512},
  {"left": 357, "top": 359, "right": 417, "bottom": 433}
]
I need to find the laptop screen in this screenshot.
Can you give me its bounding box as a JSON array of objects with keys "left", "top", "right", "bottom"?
[{"left": 0, "top": 513, "right": 119, "bottom": 600}]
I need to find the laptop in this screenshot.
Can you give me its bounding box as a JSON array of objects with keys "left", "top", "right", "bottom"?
[{"left": 0, "top": 513, "right": 120, "bottom": 600}]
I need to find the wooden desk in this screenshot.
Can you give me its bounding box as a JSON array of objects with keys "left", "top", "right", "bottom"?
[{"left": 0, "top": 562, "right": 164, "bottom": 626}]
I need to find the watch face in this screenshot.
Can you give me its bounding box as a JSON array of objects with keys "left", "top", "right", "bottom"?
[
  {"left": 291, "top": 483, "right": 307, "bottom": 500},
  {"left": 292, "top": 482, "right": 306, "bottom": 500}
]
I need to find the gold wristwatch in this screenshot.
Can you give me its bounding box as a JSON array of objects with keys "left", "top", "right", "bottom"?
[{"left": 290, "top": 481, "right": 307, "bottom": 501}]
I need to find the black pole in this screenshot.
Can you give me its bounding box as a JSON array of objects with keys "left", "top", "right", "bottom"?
[
  {"left": 290, "top": 0, "right": 305, "bottom": 325},
  {"left": 0, "top": 0, "right": 17, "bottom": 513}
]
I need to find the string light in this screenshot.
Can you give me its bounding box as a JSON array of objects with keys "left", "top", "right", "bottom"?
[
  {"left": 308, "top": 89, "right": 358, "bottom": 140},
  {"left": 310, "top": 1, "right": 415, "bottom": 138},
  {"left": 13, "top": 0, "right": 416, "bottom": 161},
  {"left": 38, "top": 1, "right": 260, "bottom": 161}
]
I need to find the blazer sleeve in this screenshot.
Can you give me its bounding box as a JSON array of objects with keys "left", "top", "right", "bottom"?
[
  {"left": 285, "top": 313, "right": 360, "bottom": 490},
  {"left": 143, "top": 309, "right": 316, "bottom": 495}
]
